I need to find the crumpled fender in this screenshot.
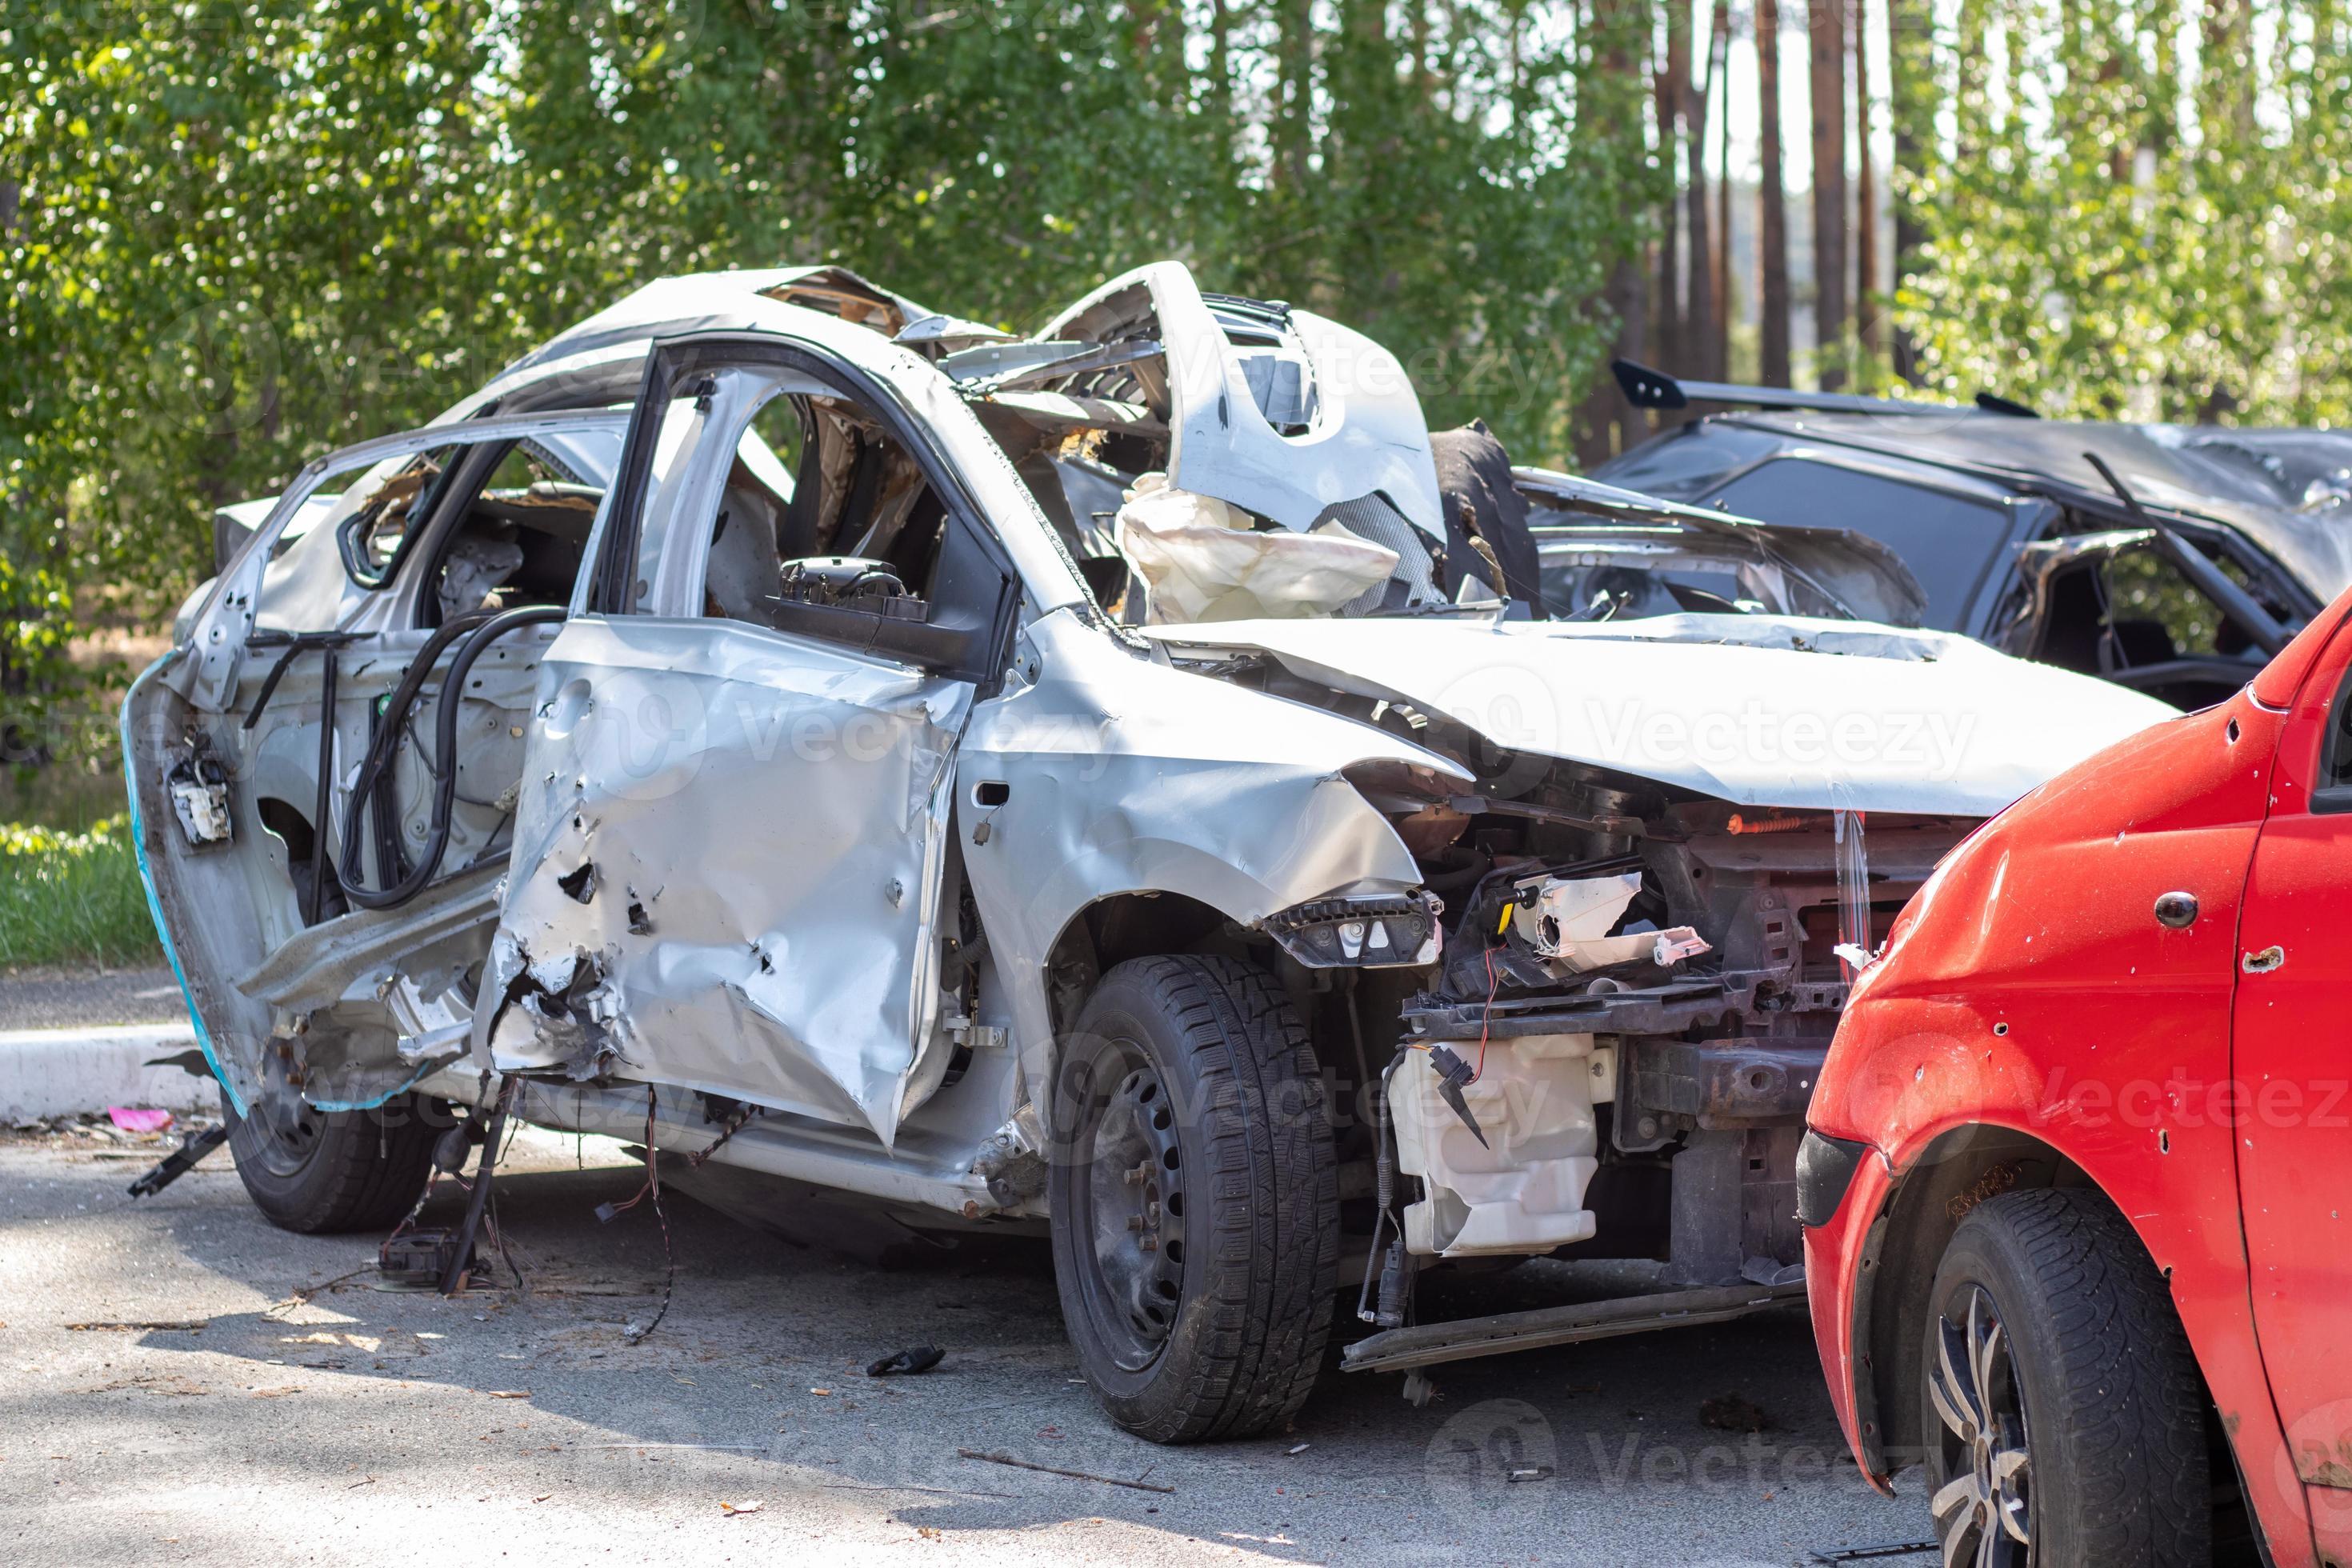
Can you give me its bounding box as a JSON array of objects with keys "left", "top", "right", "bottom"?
[{"left": 959, "top": 607, "right": 1465, "bottom": 1095}]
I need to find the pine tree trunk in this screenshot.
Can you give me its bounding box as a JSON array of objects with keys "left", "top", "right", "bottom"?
[
  {"left": 1654, "top": 10, "right": 1686, "bottom": 371},
  {"left": 1277, "top": 0, "right": 1314, "bottom": 193},
  {"left": 1888, "top": 0, "right": 1924, "bottom": 380},
  {"left": 1758, "top": 0, "right": 1794, "bottom": 385},
  {"left": 1574, "top": 254, "right": 1650, "bottom": 466},
  {"left": 1210, "top": 0, "right": 1233, "bottom": 130},
  {"left": 1713, "top": 5, "right": 1734, "bottom": 375},
  {"left": 1683, "top": 2, "right": 1720, "bottom": 381},
  {"left": 1810, "top": 0, "right": 1850, "bottom": 389},
  {"left": 1575, "top": 7, "right": 1653, "bottom": 466},
  {"left": 1855, "top": 0, "right": 1881, "bottom": 362}
]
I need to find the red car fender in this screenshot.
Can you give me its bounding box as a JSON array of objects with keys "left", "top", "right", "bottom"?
[{"left": 1804, "top": 681, "right": 2322, "bottom": 1563}]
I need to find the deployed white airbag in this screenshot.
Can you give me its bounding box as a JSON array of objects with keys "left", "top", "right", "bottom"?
[{"left": 1116, "top": 472, "right": 1398, "bottom": 624}]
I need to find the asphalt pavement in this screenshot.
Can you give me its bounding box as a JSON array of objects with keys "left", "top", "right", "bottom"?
[
  {"left": 0, "top": 1128, "right": 1925, "bottom": 1566},
  {"left": 0, "top": 966, "right": 186, "bottom": 1031}
]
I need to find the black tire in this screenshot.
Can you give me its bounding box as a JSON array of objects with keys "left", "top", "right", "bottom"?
[
  {"left": 224, "top": 1086, "right": 441, "bottom": 1234},
  {"left": 1922, "top": 1186, "right": 2210, "bottom": 1567},
  {"left": 1048, "top": 954, "right": 1339, "bottom": 1444}
]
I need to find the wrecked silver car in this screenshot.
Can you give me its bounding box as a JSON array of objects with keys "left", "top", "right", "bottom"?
[{"left": 126, "top": 262, "right": 2174, "bottom": 1442}]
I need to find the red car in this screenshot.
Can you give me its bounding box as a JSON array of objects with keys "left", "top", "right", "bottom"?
[{"left": 1803, "top": 582, "right": 2352, "bottom": 1567}]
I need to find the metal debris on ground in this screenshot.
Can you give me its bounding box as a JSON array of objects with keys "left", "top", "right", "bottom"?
[
  {"left": 262, "top": 1265, "right": 376, "bottom": 1318},
  {"left": 125, "top": 1123, "right": 229, "bottom": 1199},
  {"left": 378, "top": 1228, "right": 474, "bottom": 1287},
  {"left": 1806, "top": 1544, "right": 1938, "bottom": 1563},
  {"left": 864, "top": 1344, "right": 945, "bottom": 1377},
  {"left": 956, "top": 1448, "right": 1178, "bottom": 1494}
]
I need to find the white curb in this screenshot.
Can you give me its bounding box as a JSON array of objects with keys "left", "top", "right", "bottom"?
[{"left": 0, "top": 1023, "right": 217, "bottom": 1122}]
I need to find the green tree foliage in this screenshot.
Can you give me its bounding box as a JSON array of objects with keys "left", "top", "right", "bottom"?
[
  {"left": 2, "top": 0, "right": 1663, "bottom": 634},
  {"left": 1894, "top": 0, "right": 2352, "bottom": 423}
]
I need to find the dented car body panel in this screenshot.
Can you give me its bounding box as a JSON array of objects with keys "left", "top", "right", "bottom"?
[
  {"left": 1802, "top": 585, "right": 2352, "bottom": 1565},
  {"left": 476, "top": 614, "right": 976, "bottom": 1146},
  {"left": 127, "top": 264, "right": 2186, "bottom": 1398}
]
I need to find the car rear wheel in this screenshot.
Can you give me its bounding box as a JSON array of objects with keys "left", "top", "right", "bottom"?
[
  {"left": 224, "top": 1086, "right": 441, "bottom": 1234},
  {"left": 1922, "top": 1186, "right": 2210, "bottom": 1567},
  {"left": 1048, "top": 954, "right": 1338, "bottom": 1444}
]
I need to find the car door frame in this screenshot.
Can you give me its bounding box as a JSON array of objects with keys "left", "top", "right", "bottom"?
[
  {"left": 2230, "top": 594, "right": 2352, "bottom": 1550},
  {"left": 167, "top": 410, "right": 635, "bottom": 714},
  {"left": 474, "top": 326, "right": 1026, "bottom": 1142},
  {"left": 586, "top": 331, "right": 1025, "bottom": 662},
  {"left": 133, "top": 408, "right": 634, "bottom": 1119}
]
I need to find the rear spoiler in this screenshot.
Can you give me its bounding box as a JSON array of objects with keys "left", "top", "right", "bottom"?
[{"left": 1611, "top": 358, "right": 2038, "bottom": 420}]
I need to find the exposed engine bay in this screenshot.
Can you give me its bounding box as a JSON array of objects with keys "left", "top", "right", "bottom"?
[{"left": 1166, "top": 643, "right": 1969, "bottom": 1298}]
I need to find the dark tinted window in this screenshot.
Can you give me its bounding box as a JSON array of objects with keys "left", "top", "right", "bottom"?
[
  {"left": 1591, "top": 423, "right": 1786, "bottom": 501},
  {"left": 1710, "top": 458, "right": 2010, "bottom": 630}
]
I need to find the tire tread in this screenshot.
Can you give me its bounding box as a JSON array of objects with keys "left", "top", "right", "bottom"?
[
  {"left": 1938, "top": 1186, "right": 2210, "bottom": 1565},
  {"left": 227, "top": 1092, "right": 439, "bottom": 1234},
  {"left": 1055, "top": 954, "right": 1338, "bottom": 1443}
]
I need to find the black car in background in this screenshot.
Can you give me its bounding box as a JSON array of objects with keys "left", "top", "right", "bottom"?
[{"left": 1593, "top": 361, "right": 2352, "bottom": 710}]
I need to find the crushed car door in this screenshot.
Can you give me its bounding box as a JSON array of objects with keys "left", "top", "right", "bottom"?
[
  {"left": 2232, "top": 601, "right": 2352, "bottom": 1518},
  {"left": 478, "top": 334, "right": 1020, "bottom": 1146}
]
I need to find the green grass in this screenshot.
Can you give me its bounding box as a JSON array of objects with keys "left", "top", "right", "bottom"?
[{"left": 0, "top": 816, "right": 165, "bottom": 970}]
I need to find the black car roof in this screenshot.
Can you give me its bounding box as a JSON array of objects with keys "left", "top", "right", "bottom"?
[{"left": 1600, "top": 407, "right": 2352, "bottom": 602}]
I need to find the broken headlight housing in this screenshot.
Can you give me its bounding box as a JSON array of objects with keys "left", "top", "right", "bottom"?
[{"left": 1262, "top": 890, "right": 1443, "bottom": 969}]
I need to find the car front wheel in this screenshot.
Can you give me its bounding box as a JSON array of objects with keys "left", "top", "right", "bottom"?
[
  {"left": 1922, "top": 1186, "right": 2210, "bottom": 1567},
  {"left": 1048, "top": 954, "right": 1338, "bottom": 1444}
]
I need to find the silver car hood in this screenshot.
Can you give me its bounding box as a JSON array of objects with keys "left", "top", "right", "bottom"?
[{"left": 1150, "top": 612, "right": 2179, "bottom": 815}]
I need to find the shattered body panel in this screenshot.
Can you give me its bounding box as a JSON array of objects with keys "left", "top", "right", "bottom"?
[
  {"left": 478, "top": 616, "right": 974, "bottom": 1144},
  {"left": 1803, "top": 586, "right": 2352, "bottom": 1564},
  {"left": 1035, "top": 262, "right": 1446, "bottom": 540},
  {"left": 957, "top": 606, "right": 1449, "bottom": 1101}
]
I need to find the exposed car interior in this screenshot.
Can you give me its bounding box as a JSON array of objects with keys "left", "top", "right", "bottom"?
[
  {"left": 1589, "top": 374, "right": 2330, "bottom": 711},
  {"left": 954, "top": 285, "right": 1486, "bottom": 626},
  {"left": 2024, "top": 538, "right": 2266, "bottom": 708},
  {"left": 336, "top": 434, "right": 614, "bottom": 624},
  {"left": 698, "top": 386, "right": 954, "bottom": 631}
]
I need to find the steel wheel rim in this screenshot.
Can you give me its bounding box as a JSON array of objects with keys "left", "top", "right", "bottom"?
[
  {"left": 1928, "top": 1283, "right": 2033, "bottom": 1568},
  {"left": 242, "top": 1050, "right": 326, "bottom": 1178},
  {"left": 1073, "top": 1045, "right": 1187, "bottom": 1372}
]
